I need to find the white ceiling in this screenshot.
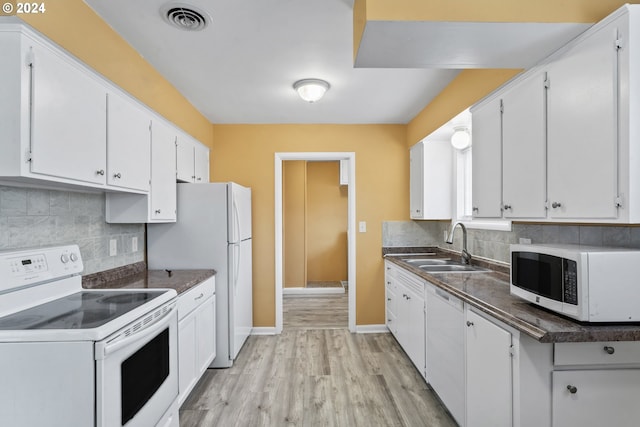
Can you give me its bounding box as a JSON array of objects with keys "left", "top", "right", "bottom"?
[{"left": 83, "top": 0, "right": 591, "bottom": 125}]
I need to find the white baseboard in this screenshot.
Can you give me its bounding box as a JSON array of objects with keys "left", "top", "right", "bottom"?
[
  {"left": 250, "top": 327, "right": 279, "bottom": 335},
  {"left": 355, "top": 324, "right": 389, "bottom": 334},
  {"left": 283, "top": 287, "right": 345, "bottom": 295}
]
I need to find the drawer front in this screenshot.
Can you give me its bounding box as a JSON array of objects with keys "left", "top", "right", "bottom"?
[
  {"left": 555, "top": 341, "right": 640, "bottom": 366},
  {"left": 178, "top": 277, "right": 215, "bottom": 320}
]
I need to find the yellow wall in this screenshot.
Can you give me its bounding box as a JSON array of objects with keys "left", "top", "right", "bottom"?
[
  {"left": 211, "top": 125, "right": 409, "bottom": 327},
  {"left": 306, "top": 162, "right": 348, "bottom": 282},
  {"left": 358, "top": 0, "right": 640, "bottom": 23},
  {"left": 283, "top": 161, "right": 306, "bottom": 288},
  {"left": 19, "top": 0, "right": 213, "bottom": 147}
]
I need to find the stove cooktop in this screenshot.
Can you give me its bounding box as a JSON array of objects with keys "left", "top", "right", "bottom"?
[{"left": 0, "top": 290, "right": 166, "bottom": 330}]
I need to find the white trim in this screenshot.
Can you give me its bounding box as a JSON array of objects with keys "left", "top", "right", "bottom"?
[
  {"left": 251, "top": 327, "right": 278, "bottom": 336},
  {"left": 356, "top": 324, "right": 390, "bottom": 334},
  {"left": 283, "top": 287, "right": 345, "bottom": 295},
  {"left": 458, "top": 219, "right": 512, "bottom": 231},
  {"left": 275, "top": 152, "right": 357, "bottom": 334}
]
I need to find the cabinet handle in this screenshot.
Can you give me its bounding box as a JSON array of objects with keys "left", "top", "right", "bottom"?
[
  {"left": 96, "top": 169, "right": 105, "bottom": 176},
  {"left": 466, "top": 321, "right": 474, "bottom": 327},
  {"left": 194, "top": 293, "right": 204, "bottom": 301},
  {"left": 155, "top": 209, "right": 161, "bottom": 214},
  {"left": 567, "top": 385, "right": 578, "bottom": 394},
  {"left": 552, "top": 202, "right": 562, "bottom": 209},
  {"left": 603, "top": 346, "right": 615, "bottom": 355},
  {"left": 113, "top": 172, "right": 121, "bottom": 179},
  {"left": 503, "top": 204, "right": 512, "bottom": 211}
]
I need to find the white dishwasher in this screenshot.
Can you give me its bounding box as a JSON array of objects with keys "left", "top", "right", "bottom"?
[{"left": 426, "top": 283, "right": 465, "bottom": 426}]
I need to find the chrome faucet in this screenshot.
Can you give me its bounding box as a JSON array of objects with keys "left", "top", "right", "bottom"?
[{"left": 446, "top": 221, "right": 471, "bottom": 265}]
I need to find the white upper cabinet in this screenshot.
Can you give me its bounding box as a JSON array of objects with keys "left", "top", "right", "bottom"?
[
  {"left": 471, "top": 97, "right": 502, "bottom": 218},
  {"left": 410, "top": 140, "right": 452, "bottom": 220},
  {"left": 177, "top": 133, "right": 210, "bottom": 183},
  {"left": 546, "top": 18, "right": 619, "bottom": 220},
  {"left": 106, "top": 91, "right": 151, "bottom": 192},
  {"left": 29, "top": 37, "right": 108, "bottom": 185},
  {"left": 105, "top": 117, "right": 177, "bottom": 223},
  {"left": 470, "top": 5, "right": 640, "bottom": 223},
  {"left": 502, "top": 71, "right": 547, "bottom": 219},
  {"left": 149, "top": 120, "right": 177, "bottom": 222}
]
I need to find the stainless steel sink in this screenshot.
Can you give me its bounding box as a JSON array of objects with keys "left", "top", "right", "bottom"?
[
  {"left": 402, "top": 257, "right": 490, "bottom": 273},
  {"left": 416, "top": 264, "right": 490, "bottom": 273}
]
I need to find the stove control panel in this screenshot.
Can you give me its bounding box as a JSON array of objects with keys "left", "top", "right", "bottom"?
[{"left": 0, "top": 245, "right": 83, "bottom": 293}]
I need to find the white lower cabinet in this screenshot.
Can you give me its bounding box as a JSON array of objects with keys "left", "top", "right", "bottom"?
[
  {"left": 465, "top": 308, "right": 514, "bottom": 427},
  {"left": 177, "top": 277, "right": 216, "bottom": 406},
  {"left": 426, "top": 284, "right": 465, "bottom": 426},
  {"left": 384, "top": 261, "right": 425, "bottom": 378},
  {"left": 552, "top": 370, "right": 640, "bottom": 427}
]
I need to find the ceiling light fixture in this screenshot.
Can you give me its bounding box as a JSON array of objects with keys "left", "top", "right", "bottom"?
[
  {"left": 293, "top": 79, "right": 330, "bottom": 103},
  {"left": 450, "top": 126, "right": 471, "bottom": 150}
]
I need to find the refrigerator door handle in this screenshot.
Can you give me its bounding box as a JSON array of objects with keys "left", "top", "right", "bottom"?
[
  {"left": 233, "top": 243, "right": 240, "bottom": 295},
  {"left": 232, "top": 197, "right": 241, "bottom": 243}
]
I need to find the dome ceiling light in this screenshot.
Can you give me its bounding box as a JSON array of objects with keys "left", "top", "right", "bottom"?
[{"left": 293, "top": 79, "right": 330, "bottom": 103}]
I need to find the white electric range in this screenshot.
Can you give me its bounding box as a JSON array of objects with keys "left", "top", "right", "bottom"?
[{"left": 0, "top": 245, "right": 179, "bottom": 427}]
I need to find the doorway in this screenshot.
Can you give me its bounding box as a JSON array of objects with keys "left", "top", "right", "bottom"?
[{"left": 274, "top": 152, "right": 356, "bottom": 333}]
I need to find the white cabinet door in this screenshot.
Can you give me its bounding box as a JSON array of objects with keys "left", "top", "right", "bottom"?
[
  {"left": 502, "top": 72, "right": 547, "bottom": 219},
  {"left": 176, "top": 134, "right": 194, "bottom": 182},
  {"left": 29, "top": 40, "right": 107, "bottom": 185},
  {"left": 547, "top": 20, "right": 619, "bottom": 219},
  {"left": 552, "top": 370, "right": 640, "bottom": 427},
  {"left": 410, "top": 140, "right": 452, "bottom": 220},
  {"left": 466, "top": 309, "right": 513, "bottom": 427},
  {"left": 106, "top": 91, "right": 150, "bottom": 192},
  {"left": 150, "top": 120, "right": 177, "bottom": 222},
  {"left": 178, "top": 308, "right": 197, "bottom": 404},
  {"left": 410, "top": 142, "right": 425, "bottom": 218},
  {"left": 393, "top": 269, "right": 426, "bottom": 378},
  {"left": 194, "top": 143, "right": 210, "bottom": 183},
  {"left": 471, "top": 97, "right": 502, "bottom": 218},
  {"left": 196, "top": 295, "right": 216, "bottom": 374},
  {"left": 426, "top": 285, "right": 465, "bottom": 426}
]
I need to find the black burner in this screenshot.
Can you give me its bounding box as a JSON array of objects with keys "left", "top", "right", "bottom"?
[{"left": 0, "top": 290, "right": 166, "bottom": 330}]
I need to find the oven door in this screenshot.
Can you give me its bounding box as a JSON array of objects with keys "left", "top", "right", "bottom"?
[{"left": 95, "top": 301, "right": 178, "bottom": 427}]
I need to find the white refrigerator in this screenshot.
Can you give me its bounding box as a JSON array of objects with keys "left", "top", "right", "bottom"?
[{"left": 147, "top": 182, "right": 252, "bottom": 368}]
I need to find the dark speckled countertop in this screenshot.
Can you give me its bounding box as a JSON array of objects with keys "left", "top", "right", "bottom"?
[
  {"left": 384, "top": 247, "right": 640, "bottom": 343},
  {"left": 82, "top": 262, "right": 215, "bottom": 295}
]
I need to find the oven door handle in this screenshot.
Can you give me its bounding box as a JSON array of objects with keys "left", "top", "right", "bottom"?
[{"left": 95, "top": 302, "right": 176, "bottom": 360}]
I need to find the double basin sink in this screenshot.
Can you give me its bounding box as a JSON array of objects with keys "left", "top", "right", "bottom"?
[{"left": 402, "top": 257, "right": 490, "bottom": 273}]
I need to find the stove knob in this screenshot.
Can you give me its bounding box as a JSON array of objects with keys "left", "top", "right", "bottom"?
[
  {"left": 60, "top": 254, "right": 69, "bottom": 264},
  {"left": 70, "top": 253, "right": 78, "bottom": 262}
]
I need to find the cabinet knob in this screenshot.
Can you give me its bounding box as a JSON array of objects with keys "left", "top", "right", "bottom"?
[
  {"left": 387, "top": 297, "right": 391, "bottom": 301},
  {"left": 155, "top": 209, "right": 161, "bottom": 214},
  {"left": 472, "top": 207, "right": 479, "bottom": 213},
  {"left": 567, "top": 385, "right": 578, "bottom": 394},
  {"left": 96, "top": 169, "right": 105, "bottom": 176},
  {"left": 113, "top": 172, "right": 121, "bottom": 179},
  {"left": 503, "top": 204, "right": 512, "bottom": 211},
  {"left": 197, "top": 177, "right": 202, "bottom": 181},
  {"left": 406, "top": 295, "right": 411, "bottom": 300},
  {"left": 552, "top": 202, "right": 562, "bottom": 209},
  {"left": 603, "top": 346, "right": 615, "bottom": 355},
  {"left": 466, "top": 321, "right": 474, "bottom": 327}
]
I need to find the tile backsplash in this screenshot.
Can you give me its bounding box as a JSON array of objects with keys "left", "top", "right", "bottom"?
[
  {"left": 0, "top": 185, "right": 144, "bottom": 274},
  {"left": 383, "top": 220, "right": 640, "bottom": 263}
]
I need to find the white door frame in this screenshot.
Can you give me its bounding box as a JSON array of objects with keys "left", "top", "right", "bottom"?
[{"left": 274, "top": 152, "right": 356, "bottom": 333}]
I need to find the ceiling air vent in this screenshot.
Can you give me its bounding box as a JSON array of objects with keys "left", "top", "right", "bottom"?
[{"left": 161, "top": 3, "right": 210, "bottom": 31}]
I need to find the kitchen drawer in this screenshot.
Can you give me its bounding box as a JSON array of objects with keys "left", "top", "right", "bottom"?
[
  {"left": 178, "top": 277, "right": 215, "bottom": 320},
  {"left": 554, "top": 341, "right": 640, "bottom": 366}
]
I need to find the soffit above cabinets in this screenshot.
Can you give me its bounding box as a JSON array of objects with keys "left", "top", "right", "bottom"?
[{"left": 355, "top": 21, "right": 592, "bottom": 69}]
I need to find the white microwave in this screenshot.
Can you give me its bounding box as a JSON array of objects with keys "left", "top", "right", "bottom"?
[{"left": 510, "top": 243, "right": 640, "bottom": 322}]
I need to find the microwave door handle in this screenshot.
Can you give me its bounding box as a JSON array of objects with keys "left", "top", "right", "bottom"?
[{"left": 95, "top": 303, "right": 176, "bottom": 359}]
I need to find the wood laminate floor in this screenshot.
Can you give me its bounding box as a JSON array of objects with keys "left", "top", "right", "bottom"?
[{"left": 179, "top": 294, "right": 457, "bottom": 427}]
